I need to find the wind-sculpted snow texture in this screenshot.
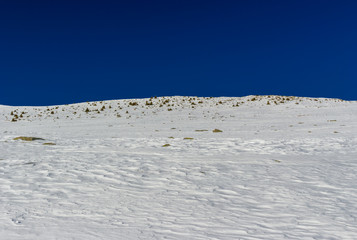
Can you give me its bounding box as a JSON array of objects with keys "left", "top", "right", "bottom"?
[{"left": 0, "top": 95, "right": 357, "bottom": 239}]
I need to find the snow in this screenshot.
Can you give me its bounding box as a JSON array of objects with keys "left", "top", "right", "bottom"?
[{"left": 0, "top": 95, "right": 356, "bottom": 239}]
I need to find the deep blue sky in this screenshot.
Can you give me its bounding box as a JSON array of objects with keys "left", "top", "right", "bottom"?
[{"left": 1, "top": 0, "right": 356, "bottom": 106}]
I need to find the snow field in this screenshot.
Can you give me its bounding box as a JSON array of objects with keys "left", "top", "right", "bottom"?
[{"left": 1, "top": 95, "right": 356, "bottom": 239}]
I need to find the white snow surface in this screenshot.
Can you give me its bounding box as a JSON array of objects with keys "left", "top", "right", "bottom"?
[{"left": 1, "top": 95, "right": 357, "bottom": 239}]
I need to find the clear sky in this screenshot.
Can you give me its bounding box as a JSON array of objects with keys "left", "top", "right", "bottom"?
[{"left": 1, "top": 0, "right": 356, "bottom": 106}]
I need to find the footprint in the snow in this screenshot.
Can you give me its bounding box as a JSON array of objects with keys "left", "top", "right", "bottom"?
[{"left": 11, "top": 214, "right": 26, "bottom": 225}]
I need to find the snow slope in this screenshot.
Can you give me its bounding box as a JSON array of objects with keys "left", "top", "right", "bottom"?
[{"left": 1, "top": 95, "right": 356, "bottom": 239}]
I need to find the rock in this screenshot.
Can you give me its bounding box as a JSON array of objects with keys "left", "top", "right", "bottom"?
[{"left": 13, "top": 136, "right": 45, "bottom": 141}]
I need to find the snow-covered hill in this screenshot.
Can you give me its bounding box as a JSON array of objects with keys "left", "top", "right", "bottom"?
[{"left": 1, "top": 95, "right": 357, "bottom": 239}]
